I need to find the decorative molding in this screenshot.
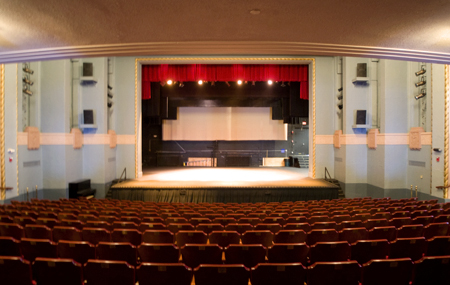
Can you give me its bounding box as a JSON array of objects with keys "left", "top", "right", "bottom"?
[
  {"left": 409, "top": 127, "right": 425, "bottom": 150},
  {"left": 378, "top": 133, "right": 409, "bottom": 145},
  {"left": 2, "top": 41, "right": 450, "bottom": 64},
  {"left": 18, "top": 132, "right": 134, "bottom": 146},
  {"left": 316, "top": 135, "right": 334, "bottom": 144},
  {"left": 342, "top": 134, "right": 367, "bottom": 145},
  {"left": 368, "top": 129, "right": 378, "bottom": 149},
  {"left": 71, "top": 128, "right": 83, "bottom": 149},
  {"left": 108, "top": 130, "right": 117, "bottom": 149},
  {"left": 25, "top": 126, "right": 40, "bottom": 150},
  {"left": 334, "top": 130, "right": 342, "bottom": 149},
  {"left": 116, "top": 135, "right": 135, "bottom": 145}
]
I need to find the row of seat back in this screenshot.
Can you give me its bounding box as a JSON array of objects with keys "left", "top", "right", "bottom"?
[
  {"left": 1, "top": 255, "right": 450, "bottom": 285},
  {"left": 2, "top": 235, "right": 450, "bottom": 267}
]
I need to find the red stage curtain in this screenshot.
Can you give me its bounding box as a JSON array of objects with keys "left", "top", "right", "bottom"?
[{"left": 142, "top": 64, "right": 309, "bottom": 100}]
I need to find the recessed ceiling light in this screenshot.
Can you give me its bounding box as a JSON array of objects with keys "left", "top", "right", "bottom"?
[{"left": 250, "top": 9, "right": 260, "bottom": 15}]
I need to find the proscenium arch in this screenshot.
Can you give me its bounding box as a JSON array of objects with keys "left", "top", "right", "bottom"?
[{"left": 134, "top": 57, "right": 316, "bottom": 178}]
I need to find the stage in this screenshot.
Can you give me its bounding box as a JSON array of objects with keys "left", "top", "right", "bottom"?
[{"left": 110, "top": 167, "right": 339, "bottom": 203}]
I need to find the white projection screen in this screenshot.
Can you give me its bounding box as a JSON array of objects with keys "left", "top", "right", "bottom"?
[{"left": 162, "top": 107, "right": 287, "bottom": 141}]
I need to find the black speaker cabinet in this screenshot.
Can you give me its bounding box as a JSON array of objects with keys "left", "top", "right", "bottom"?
[
  {"left": 356, "top": 110, "right": 367, "bottom": 125},
  {"left": 83, "top": 62, "right": 93, "bottom": 77},
  {"left": 83, "top": 110, "right": 94, "bottom": 125},
  {"left": 357, "top": 63, "right": 367, "bottom": 77}
]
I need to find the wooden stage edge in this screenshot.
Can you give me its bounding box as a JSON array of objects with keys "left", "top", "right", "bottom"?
[{"left": 111, "top": 167, "right": 339, "bottom": 202}]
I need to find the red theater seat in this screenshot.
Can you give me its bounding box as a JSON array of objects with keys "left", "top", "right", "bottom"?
[
  {"left": 225, "top": 244, "right": 266, "bottom": 268},
  {"left": 33, "top": 257, "right": 83, "bottom": 285},
  {"left": 137, "top": 243, "right": 180, "bottom": 263},
  {"left": 251, "top": 263, "right": 306, "bottom": 285},
  {"left": 361, "top": 258, "right": 413, "bottom": 285},
  {"left": 241, "top": 230, "right": 274, "bottom": 247},
  {"left": 413, "top": 255, "right": 450, "bottom": 285},
  {"left": 0, "top": 256, "right": 35, "bottom": 285},
  {"left": 24, "top": 224, "right": 52, "bottom": 240},
  {"left": 273, "top": 230, "right": 307, "bottom": 244},
  {"left": 176, "top": 230, "right": 208, "bottom": 247},
  {"left": 57, "top": 240, "right": 96, "bottom": 264},
  {"left": 350, "top": 239, "right": 389, "bottom": 265},
  {"left": 180, "top": 244, "right": 223, "bottom": 269},
  {"left": 137, "top": 263, "right": 193, "bottom": 285},
  {"left": 142, "top": 230, "right": 174, "bottom": 244},
  {"left": 0, "top": 222, "right": 25, "bottom": 239},
  {"left": 96, "top": 241, "right": 137, "bottom": 266},
  {"left": 208, "top": 231, "right": 240, "bottom": 248},
  {"left": 84, "top": 260, "right": 135, "bottom": 285},
  {"left": 194, "top": 264, "right": 250, "bottom": 285},
  {"left": 20, "top": 238, "right": 57, "bottom": 262},
  {"left": 310, "top": 241, "right": 351, "bottom": 263},
  {"left": 267, "top": 243, "right": 309, "bottom": 264},
  {"left": 307, "top": 261, "right": 361, "bottom": 285},
  {"left": 389, "top": 237, "right": 427, "bottom": 261}
]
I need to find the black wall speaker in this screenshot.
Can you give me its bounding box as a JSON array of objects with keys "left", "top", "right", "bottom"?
[
  {"left": 83, "top": 110, "right": 94, "bottom": 125},
  {"left": 357, "top": 63, "right": 367, "bottom": 77},
  {"left": 356, "top": 110, "right": 367, "bottom": 125},
  {"left": 83, "top": 62, "right": 93, "bottom": 77}
]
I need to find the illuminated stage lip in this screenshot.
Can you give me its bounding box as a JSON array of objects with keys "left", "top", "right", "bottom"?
[{"left": 113, "top": 167, "right": 338, "bottom": 189}]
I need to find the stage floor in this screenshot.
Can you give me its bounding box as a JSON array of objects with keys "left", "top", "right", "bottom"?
[{"left": 113, "top": 167, "right": 338, "bottom": 189}]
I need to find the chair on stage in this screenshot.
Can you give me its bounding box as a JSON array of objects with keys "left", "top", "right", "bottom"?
[
  {"left": 33, "top": 257, "right": 83, "bottom": 285},
  {"left": 137, "top": 243, "right": 180, "bottom": 263}
]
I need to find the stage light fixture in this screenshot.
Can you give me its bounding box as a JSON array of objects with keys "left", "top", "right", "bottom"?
[
  {"left": 281, "top": 81, "right": 286, "bottom": 87},
  {"left": 198, "top": 80, "right": 203, "bottom": 85},
  {"left": 23, "top": 67, "right": 34, "bottom": 74},
  {"left": 415, "top": 68, "right": 426, "bottom": 76},
  {"left": 415, "top": 77, "right": 426, "bottom": 87},
  {"left": 167, "top": 80, "right": 173, "bottom": 85},
  {"left": 237, "top": 80, "right": 242, "bottom": 85},
  {"left": 108, "top": 85, "right": 113, "bottom": 90},
  {"left": 108, "top": 93, "right": 113, "bottom": 99},
  {"left": 337, "top": 104, "right": 343, "bottom": 110},
  {"left": 23, "top": 77, "right": 33, "bottom": 85},
  {"left": 107, "top": 102, "right": 113, "bottom": 108},
  {"left": 338, "top": 87, "right": 343, "bottom": 92},
  {"left": 415, "top": 89, "right": 426, "bottom": 100},
  {"left": 23, "top": 88, "right": 33, "bottom": 96},
  {"left": 268, "top": 80, "right": 273, "bottom": 85},
  {"left": 225, "top": 81, "right": 231, "bottom": 87},
  {"left": 179, "top": 81, "right": 184, "bottom": 87}
]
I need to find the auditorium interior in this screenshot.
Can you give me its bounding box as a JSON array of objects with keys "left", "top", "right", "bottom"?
[{"left": 1, "top": 1, "right": 450, "bottom": 284}]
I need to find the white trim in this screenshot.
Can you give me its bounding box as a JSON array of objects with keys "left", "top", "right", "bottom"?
[{"left": 2, "top": 42, "right": 450, "bottom": 64}]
